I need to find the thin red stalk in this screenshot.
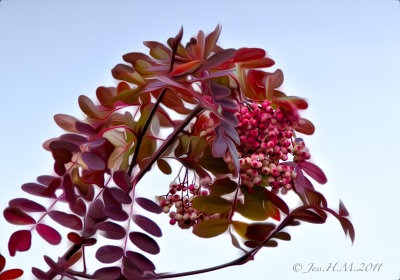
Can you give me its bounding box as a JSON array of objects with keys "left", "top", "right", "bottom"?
[
  {"left": 157, "top": 215, "right": 293, "bottom": 279},
  {"left": 131, "top": 105, "right": 204, "bottom": 186},
  {"left": 128, "top": 88, "right": 168, "bottom": 176},
  {"left": 30, "top": 194, "right": 64, "bottom": 232}
]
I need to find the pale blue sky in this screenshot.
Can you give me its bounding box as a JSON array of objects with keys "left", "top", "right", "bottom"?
[{"left": 0, "top": 0, "right": 399, "bottom": 279}]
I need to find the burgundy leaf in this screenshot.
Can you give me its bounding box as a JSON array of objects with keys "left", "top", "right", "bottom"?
[
  {"left": 93, "top": 267, "right": 121, "bottom": 280},
  {"left": 32, "top": 267, "right": 48, "bottom": 280},
  {"left": 203, "top": 48, "right": 236, "bottom": 69},
  {"left": 0, "top": 269, "right": 24, "bottom": 280},
  {"left": 264, "top": 189, "right": 289, "bottom": 215},
  {"left": 43, "top": 255, "right": 60, "bottom": 272},
  {"left": 71, "top": 198, "right": 87, "bottom": 217},
  {"left": 36, "top": 224, "right": 62, "bottom": 245},
  {"left": 82, "top": 152, "right": 106, "bottom": 171},
  {"left": 129, "top": 232, "right": 160, "bottom": 255},
  {"left": 246, "top": 223, "right": 276, "bottom": 242},
  {"left": 126, "top": 250, "right": 156, "bottom": 272},
  {"left": 75, "top": 121, "right": 96, "bottom": 135},
  {"left": 339, "top": 200, "right": 349, "bottom": 217},
  {"left": 87, "top": 199, "right": 106, "bottom": 220},
  {"left": 104, "top": 205, "right": 129, "bottom": 221},
  {"left": 97, "top": 222, "right": 126, "bottom": 240},
  {"left": 113, "top": 171, "right": 133, "bottom": 192},
  {"left": 299, "top": 161, "right": 328, "bottom": 184},
  {"left": 67, "top": 232, "right": 82, "bottom": 244},
  {"left": 339, "top": 217, "right": 355, "bottom": 243},
  {"left": 8, "top": 230, "right": 31, "bottom": 256},
  {"left": 36, "top": 175, "right": 60, "bottom": 187},
  {"left": 293, "top": 165, "right": 307, "bottom": 195},
  {"left": 132, "top": 215, "right": 162, "bottom": 237},
  {"left": 3, "top": 207, "right": 36, "bottom": 225},
  {"left": 9, "top": 198, "right": 46, "bottom": 212},
  {"left": 108, "top": 187, "right": 132, "bottom": 204},
  {"left": 21, "top": 183, "right": 56, "bottom": 198},
  {"left": 59, "top": 133, "right": 87, "bottom": 146},
  {"left": 292, "top": 208, "right": 326, "bottom": 224},
  {"left": 135, "top": 197, "right": 162, "bottom": 214},
  {"left": 49, "top": 140, "right": 79, "bottom": 153},
  {"left": 96, "top": 246, "right": 123, "bottom": 264},
  {"left": 48, "top": 210, "right": 83, "bottom": 230},
  {"left": 0, "top": 254, "right": 5, "bottom": 271}
]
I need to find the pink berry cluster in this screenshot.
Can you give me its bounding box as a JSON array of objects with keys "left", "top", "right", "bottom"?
[
  {"left": 234, "top": 100, "right": 311, "bottom": 192},
  {"left": 157, "top": 182, "right": 208, "bottom": 229}
]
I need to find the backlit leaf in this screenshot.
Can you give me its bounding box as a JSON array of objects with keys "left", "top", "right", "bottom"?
[
  {"left": 129, "top": 232, "right": 160, "bottom": 255},
  {"left": 157, "top": 159, "right": 172, "bottom": 175},
  {"left": 8, "top": 230, "right": 31, "bottom": 256},
  {"left": 126, "top": 250, "right": 156, "bottom": 273},
  {"left": 48, "top": 211, "right": 83, "bottom": 231},
  {"left": 193, "top": 218, "right": 229, "bottom": 238},
  {"left": 97, "top": 222, "right": 126, "bottom": 240},
  {"left": 96, "top": 246, "right": 123, "bottom": 264},
  {"left": 210, "top": 177, "right": 238, "bottom": 196},
  {"left": 0, "top": 269, "right": 24, "bottom": 280},
  {"left": 36, "top": 224, "right": 61, "bottom": 245},
  {"left": 132, "top": 215, "right": 162, "bottom": 237},
  {"left": 299, "top": 161, "right": 327, "bottom": 184},
  {"left": 191, "top": 195, "right": 231, "bottom": 215},
  {"left": 113, "top": 171, "right": 132, "bottom": 192},
  {"left": 3, "top": 207, "right": 35, "bottom": 225},
  {"left": 245, "top": 223, "right": 275, "bottom": 242},
  {"left": 135, "top": 197, "right": 162, "bottom": 214},
  {"left": 93, "top": 267, "right": 121, "bottom": 280},
  {"left": 9, "top": 198, "right": 46, "bottom": 213}
]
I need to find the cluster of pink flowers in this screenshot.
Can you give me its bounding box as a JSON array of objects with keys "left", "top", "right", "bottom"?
[
  {"left": 157, "top": 182, "right": 208, "bottom": 229},
  {"left": 235, "top": 100, "right": 311, "bottom": 192}
]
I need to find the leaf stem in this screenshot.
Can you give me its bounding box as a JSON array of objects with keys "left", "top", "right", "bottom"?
[
  {"left": 132, "top": 105, "right": 204, "bottom": 186},
  {"left": 157, "top": 215, "right": 292, "bottom": 279},
  {"left": 128, "top": 88, "right": 168, "bottom": 176}
]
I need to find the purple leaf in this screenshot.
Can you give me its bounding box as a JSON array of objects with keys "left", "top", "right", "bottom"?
[
  {"left": 97, "top": 222, "right": 126, "bottom": 240},
  {"left": 3, "top": 207, "right": 36, "bottom": 225},
  {"left": 36, "top": 175, "right": 60, "bottom": 187},
  {"left": 264, "top": 189, "right": 289, "bottom": 215},
  {"left": 36, "top": 224, "right": 62, "bottom": 245},
  {"left": 75, "top": 121, "right": 96, "bottom": 135},
  {"left": 108, "top": 187, "right": 132, "bottom": 204},
  {"left": 32, "top": 267, "right": 48, "bottom": 280},
  {"left": 87, "top": 199, "right": 106, "bottom": 220},
  {"left": 126, "top": 250, "right": 155, "bottom": 272},
  {"left": 203, "top": 49, "right": 236, "bottom": 69},
  {"left": 8, "top": 230, "right": 31, "bottom": 256},
  {"left": 59, "top": 133, "right": 87, "bottom": 146},
  {"left": 135, "top": 197, "right": 162, "bottom": 214},
  {"left": 21, "top": 183, "right": 56, "bottom": 198},
  {"left": 71, "top": 198, "right": 87, "bottom": 216},
  {"left": 113, "top": 171, "right": 133, "bottom": 192},
  {"left": 104, "top": 205, "right": 129, "bottom": 221},
  {"left": 93, "top": 267, "right": 121, "bottom": 280},
  {"left": 339, "top": 200, "right": 349, "bottom": 217},
  {"left": 9, "top": 198, "right": 46, "bottom": 212},
  {"left": 48, "top": 210, "right": 83, "bottom": 231},
  {"left": 132, "top": 215, "right": 162, "bottom": 237},
  {"left": 293, "top": 165, "right": 307, "bottom": 194},
  {"left": 299, "top": 161, "right": 328, "bottom": 184},
  {"left": 129, "top": 232, "right": 160, "bottom": 255},
  {"left": 96, "top": 246, "right": 123, "bottom": 264},
  {"left": 338, "top": 217, "right": 355, "bottom": 243},
  {"left": 49, "top": 140, "right": 79, "bottom": 153},
  {"left": 82, "top": 152, "right": 106, "bottom": 171}
]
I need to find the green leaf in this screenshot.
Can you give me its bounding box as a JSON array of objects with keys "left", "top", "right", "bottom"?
[
  {"left": 157, "top": 159, "right": 172, "bottom": 175},
  {"left": 192, "top": 218, "right": 229, "bottom": 238},
  {"left": 210, "top": 177, "right": 238, "bottom": 196},
  {"left": 191, "top": 196, "right": 231, "bottom": 215},
  {"left": 198, "top": 146, "right": 230, "bottom": 175}
]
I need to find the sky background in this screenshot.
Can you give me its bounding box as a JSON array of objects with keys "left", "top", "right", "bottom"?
[{"left": 0, "top": 0, "right": 399, "bottom": 279}]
